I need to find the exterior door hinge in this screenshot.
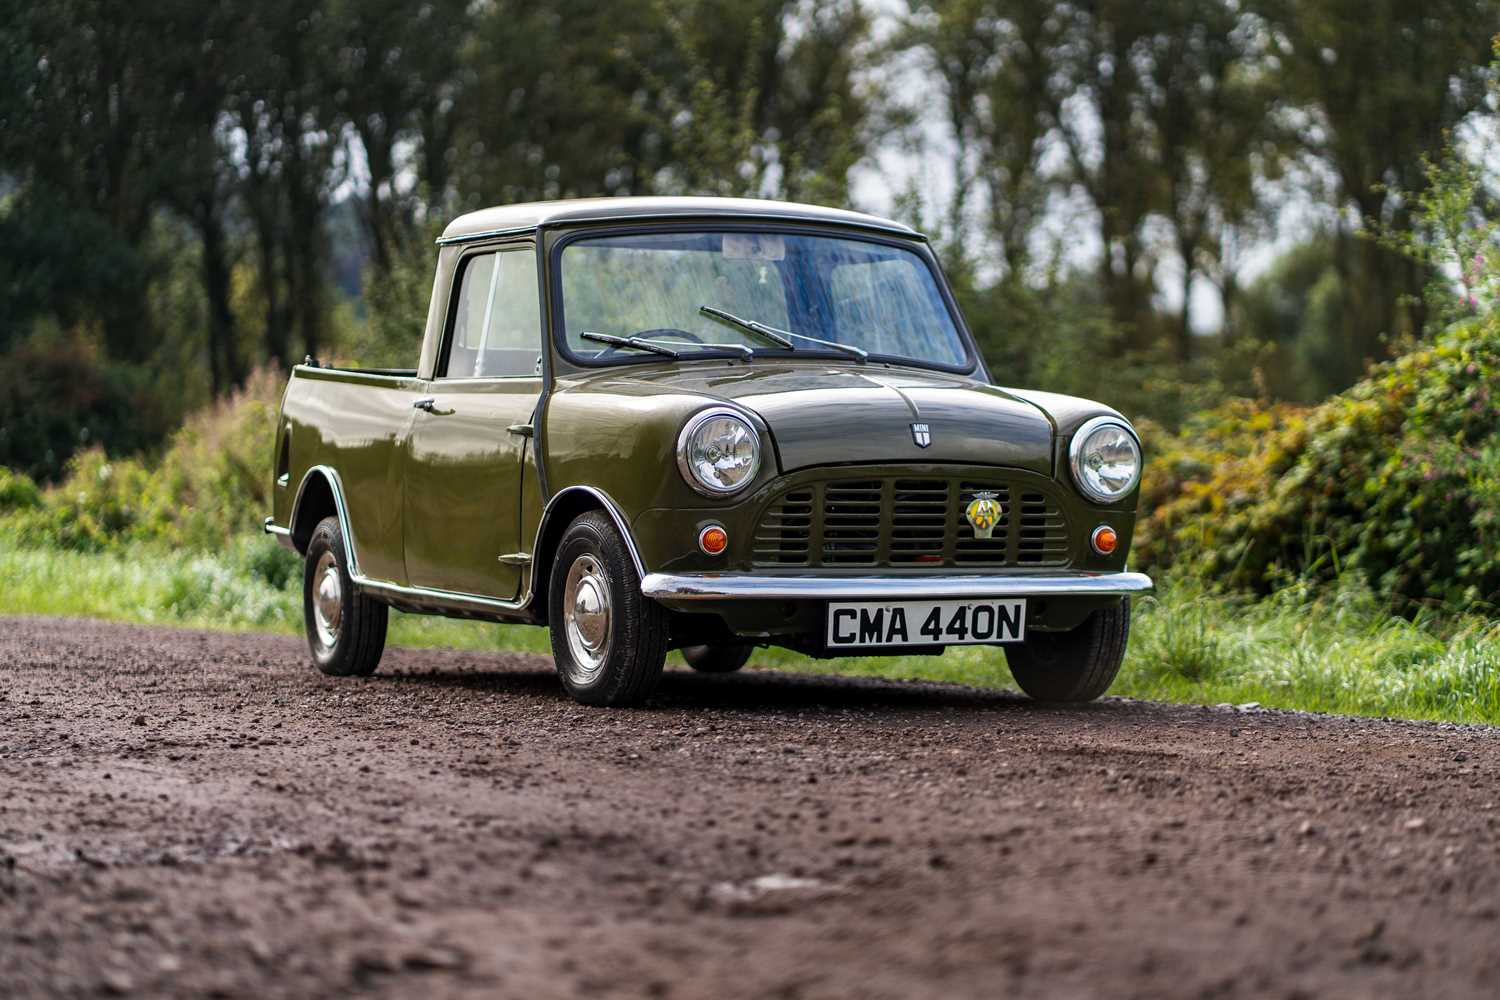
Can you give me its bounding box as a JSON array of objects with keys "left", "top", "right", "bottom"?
[
  {"left": 498, "top": 552, "right": 533, "bottom": 566},
  {"left": 507, "top": 423, "right": 534, "bottom": 437}
]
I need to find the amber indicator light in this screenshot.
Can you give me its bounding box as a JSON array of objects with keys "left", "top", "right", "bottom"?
[
  {"left": 1090, "top": 525, "right": 1118, "bottom": 556},
  {"left": 698, "top": 524, "right": 729, "bottom": 556}
]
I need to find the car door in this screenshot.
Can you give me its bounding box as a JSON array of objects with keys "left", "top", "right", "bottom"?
[{"left": 402, "top": 244, "right": 542, "bottom": 600}]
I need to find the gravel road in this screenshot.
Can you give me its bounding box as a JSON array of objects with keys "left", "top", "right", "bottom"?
[{"left": 2, "top": 615, "right": 1498, "bottom": 999}]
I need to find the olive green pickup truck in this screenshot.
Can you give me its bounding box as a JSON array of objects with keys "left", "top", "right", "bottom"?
[{"left": 264, "top": 196, "right": 1152, "bottom": 706}]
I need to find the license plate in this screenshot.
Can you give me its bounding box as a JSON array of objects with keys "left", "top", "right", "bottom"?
[{"left": 825, "top": 599, "right": 1026, "bottom": 649}]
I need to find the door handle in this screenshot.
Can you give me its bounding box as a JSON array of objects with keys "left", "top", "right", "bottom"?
[{"left": 412, "top": 397, "right": 437, "bottom": 412}]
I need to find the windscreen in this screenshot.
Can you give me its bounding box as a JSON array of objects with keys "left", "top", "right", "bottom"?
[{"left": 558, "top": 230, "right": 970, "bottom": 370}]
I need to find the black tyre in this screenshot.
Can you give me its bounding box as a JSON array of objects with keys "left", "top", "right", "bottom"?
[
  {"left": 1005, "top": 598, "right": 1130, "bottom": 703},
  {"left": 549, "top": 511, "right": 668, "bottom": 707},
  {"left": 303, "top": 515, "right": 388, "bottom": 677},
  {"left": 681, "top": 643, "right": 753, "bottom": 674}
]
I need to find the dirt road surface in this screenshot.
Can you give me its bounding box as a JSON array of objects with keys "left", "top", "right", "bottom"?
[{"left": 3, "top": 615, "right": 1498, "bottom": 999}]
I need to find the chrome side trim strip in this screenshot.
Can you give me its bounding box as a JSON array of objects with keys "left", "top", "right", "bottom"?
[
  {"left": 539, "top": 485, "right": 649, "bottom": 580},
  {"left": 640, "top": 571, "right": 1155, "bottom": 602},
  {"left": 358, "top": 578, "right": 529, "bottom": 615},
  {"left": 303, "top": 466, "right": 365, "bottom": 576},
  {"left": 290, "top": 467, "right": 649, "bottom": 615},
  {"left": 300, "top": 464, "right": 534, "bottom": 614}
]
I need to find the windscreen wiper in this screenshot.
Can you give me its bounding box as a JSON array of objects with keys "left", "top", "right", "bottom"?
[
  {"left": 581, "top": 331, "right": 681, "bottom": 358},
  {"left": 583, "top": 330, "right": 754, "bottom": 360},
  {"left": 699, "top": 306, "right": 794, "bottom": 349},
  {"left": 699, "top": 305, "right": 868, "bottom": 361}
]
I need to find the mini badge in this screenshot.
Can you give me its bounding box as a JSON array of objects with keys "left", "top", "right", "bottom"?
[
  {"left": 911, "top": 422, "right": 931, "bottom": 448},
  {"left": 965, "top": 492, "right": 1003, "bottom": 539}
]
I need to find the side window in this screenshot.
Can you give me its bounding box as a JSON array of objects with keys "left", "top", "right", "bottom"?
[{"left": 442, "top": 248, "right": 541, "bottom": 378}]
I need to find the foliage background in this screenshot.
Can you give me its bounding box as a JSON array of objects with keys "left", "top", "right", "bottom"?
[
  {"left": 5, "top": 0, "right": 1499, "bottom": 475},
  {"left": 6, "top": 2, "right": 1500, "bottom": 720}
]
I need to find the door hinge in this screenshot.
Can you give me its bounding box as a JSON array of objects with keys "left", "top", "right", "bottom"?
[
  {"left": 507, "top": 423, "right": 534, "bottom": 437},
  {"left": 498, "top": 552, "right": 533, "bottom": 566}
]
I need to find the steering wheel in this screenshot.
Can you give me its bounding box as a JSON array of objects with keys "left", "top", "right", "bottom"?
[
  {"left": 634, "top": 327, "right": 704, "bottom": 343},
  {"left": 592, "top": 327, "right": 705, "bottom": 355}
]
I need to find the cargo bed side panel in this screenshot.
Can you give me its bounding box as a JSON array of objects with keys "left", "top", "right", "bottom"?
[{"left": 276, "top": 368, "right": 418, "bottom": 585}]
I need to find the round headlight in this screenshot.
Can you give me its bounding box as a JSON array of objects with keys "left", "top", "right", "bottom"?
[
  {"left": 677, "top": 408, "right": 761, "bottom": 496},
  {"left": 1069, "top": 417, "right": 1141, "bottom": 504}
]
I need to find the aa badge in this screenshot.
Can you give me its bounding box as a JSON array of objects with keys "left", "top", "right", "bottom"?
[{"left": 965, "top": 492, "right": 1003, "bottom": 539}]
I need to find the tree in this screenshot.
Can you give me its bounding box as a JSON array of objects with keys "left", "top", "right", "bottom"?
[
  {"left": 327, "top": 0, "right": 474, "bottom": 273},
  {"left": 0, "top": 0, "right": 210, "bottom": 359},
  {"left": 455, "top": 0, "right": 874, "bottom": 206},
  {"left": 225, "top": 0, "right": 342, "bottom": 366},
  {"left": 1137, "top": 0, "right": 1279, "bottom": 357},
  {"left": 900, "top": 0, "right": 1059, "bottom": 279},
  {"left": 1250, "top": 0, "right": 1497, "bottom": 382}
]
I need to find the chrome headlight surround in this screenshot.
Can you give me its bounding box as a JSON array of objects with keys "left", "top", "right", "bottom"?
[
  {"left": 676, "top": 407, "right": 762, "bottom": 497},
  {"left": 1068, "top": 415, "right": 1142, "bottom": 505}
]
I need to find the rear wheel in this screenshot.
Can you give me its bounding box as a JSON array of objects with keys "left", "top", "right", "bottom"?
[
  {"left": 1005, "top": 598, "right": 1130, "bottom": 703},
  {"left": 681, "top": 643, "right": 753, "bottom": 674},
  {"left": 549, "top": 511, "right": 668, "bottom": 706},
  {"left": 303, "top": 516, "right": 388, "bottom": 677}
]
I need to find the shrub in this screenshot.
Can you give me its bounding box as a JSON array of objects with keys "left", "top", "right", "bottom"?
[
  {"left": 0, "top": 334, "right": 170, "bottom": 483},
  {"left": 1138, "top": 315, "right": 1500, "bottom": 611},
  {"left": 1, "top": 367, "right": 284, "bottom": 550},
  {"left": 0, "top": 468, "right": 41, "bottom": 510}
]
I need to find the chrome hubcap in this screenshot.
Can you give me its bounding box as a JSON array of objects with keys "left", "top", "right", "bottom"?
[
  {"left": 562, "top": 554, "right": 612, "bottom": 684},
  {"left": 312, "top": 551, "right": 343, "bottom": 651}
]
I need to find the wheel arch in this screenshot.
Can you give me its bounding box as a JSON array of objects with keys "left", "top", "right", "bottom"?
[
  {"left": 289, "top": 466, "right": 359, "bottom": 573},
  {"left": 529, "top": 486, "right": 647, "bottom": 621}
]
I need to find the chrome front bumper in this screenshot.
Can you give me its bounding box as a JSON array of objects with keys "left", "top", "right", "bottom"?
[{"left": 640, "top": 570, "right": 1154, "bottom": 603}]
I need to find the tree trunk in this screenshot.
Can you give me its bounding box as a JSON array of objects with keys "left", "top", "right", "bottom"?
[
  {"left": 359, "top": 125, "right": 394, "bottom": 274},
  {"left": 195, "top": 195, "right": 242, "bottom": 395},
  {"left": 1177, "top": 244, "right": 1194, "bottom": 362},
  {"left": 288, "top": 200, "right": 324, "bottom": 361},
  {"left": 1219, "top": 270, "right": 1240, "bottom": 343},
  {"left": 246, "top": 182, "right": 289, "bottom": 368},
  {"left": 419, "top": 100, "right": 453, "bottom": 212}
]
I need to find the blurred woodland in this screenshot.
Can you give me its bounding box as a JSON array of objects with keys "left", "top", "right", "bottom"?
[{"left": 2, "top": 0, "right": 1499, "bottom": 482}]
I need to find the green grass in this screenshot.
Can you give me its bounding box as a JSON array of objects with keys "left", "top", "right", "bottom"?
[{"left": 3, "top": 538, "right": 1498, "bottom": 725}]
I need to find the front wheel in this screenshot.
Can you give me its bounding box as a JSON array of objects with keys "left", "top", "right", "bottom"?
[
  {"left": 681, "top": 643, "right": 753, "bottom": 674},
  {"left": 549, "top": 511, "right": 668, "bottom": 706},
  {"left": 303, "top": 515, "right": 388, "bottom": 677},
  {"left": 1005, "top": 598, "right": 1130, "bottom": 703}
]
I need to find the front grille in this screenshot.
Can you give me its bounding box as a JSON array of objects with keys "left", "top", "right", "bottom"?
[
  {"left": 823, "top": 480, "right": 882, "bottom": 564},
  {"left": 753, "top": 489, "right": 814, "bottom": 565},
  {"left": 751, "top": 474, "right": 1070, "bottom": 569}
]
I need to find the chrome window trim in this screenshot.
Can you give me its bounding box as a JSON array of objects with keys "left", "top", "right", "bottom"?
[
  {"left": 640, "top": 570, "right": 1154, "bottom": 602},
  {"left": 1067, "top": 415, "right": 1142, "bottom": 505},
  {"left": 435, "top": 225, "right": 538, "bottom": 246},
  {"left": 548, "top": 223, "right": 976, "bottom": 376},
  {"left": 437, "top": 244, "right": 542, "bottom": 380},
  {"left": 436, "top": 214, "right": 925, "bottom": 248}
]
